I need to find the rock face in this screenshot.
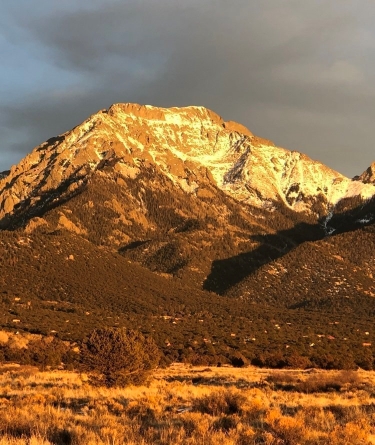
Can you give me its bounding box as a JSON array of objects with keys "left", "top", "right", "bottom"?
[
  {"left": 357, "top": 162, "right": 375, "bottom": 184},
  {"left": 1, "top": 103, "right": 374, "bottom": 228}
]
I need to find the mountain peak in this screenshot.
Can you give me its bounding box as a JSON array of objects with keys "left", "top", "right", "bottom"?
[
  {"left": 1, "top": 103, "right": 375, "bottom": 229},
  {"left": 356, "top": 162, "right": 375, "bottom": 184},
  {"left": 107, "top": 102, "right": 225, "bottom": 125}
]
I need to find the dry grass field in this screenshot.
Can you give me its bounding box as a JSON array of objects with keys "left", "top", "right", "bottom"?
[{"left": 0, "top": 364, "right": 375, "bottom": 444}]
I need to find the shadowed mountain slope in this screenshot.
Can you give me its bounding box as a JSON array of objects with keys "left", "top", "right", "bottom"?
[{"left": 226, "top": 222, "right": 375, "bottom": 315}]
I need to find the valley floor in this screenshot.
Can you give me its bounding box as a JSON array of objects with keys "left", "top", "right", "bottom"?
[{"left": 0, "top": 364, "right": 374, "bottom": 444}]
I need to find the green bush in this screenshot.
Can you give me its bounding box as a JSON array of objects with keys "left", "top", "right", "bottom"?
[{"left": 80, "top": 327, "right": 161, "bottom": 387}]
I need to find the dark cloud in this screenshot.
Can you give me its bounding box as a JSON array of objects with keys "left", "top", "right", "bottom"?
[{"left": 1, "top": 1, "right": 375, "bottom": 176}]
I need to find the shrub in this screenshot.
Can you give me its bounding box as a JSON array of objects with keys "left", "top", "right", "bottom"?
[
  {"left": 296, "top": 371, "right": 359, "bottom": 393},
  {"left": 212, "top": 415, "right": 239, "bottom": 432},
  {"left": 328, "top": 419, "right": 371, "bottom": 445},
  {"left": 266, "top": 410, "right": 305, "bottom": 445},
  {"left": 28, "top": 337, "right": 70, "bottom": 370},
  {"left": 80, "top": 327, "right": 161, "bottom": 387},
  {"left": 230, "top": 352, "right": 249, "bottom": 368},
  {"left": 265, "top": 371, "right": 297, "bottom": 390},
  {"left": 285, "top": 352, "right": 311, "bottom": 369},
  {"left": 192, "top": 389, "right": 246, "bottom": 416}
]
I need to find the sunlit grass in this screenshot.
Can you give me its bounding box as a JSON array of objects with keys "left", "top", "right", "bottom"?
[{"left": 0, "top": 364, "right": 375, "bottom": 444}]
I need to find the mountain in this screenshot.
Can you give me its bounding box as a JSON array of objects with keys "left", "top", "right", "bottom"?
[
  {"left": 356, "top": 162, "right": 375, "bottom": 184},
  {"left": 1, "top": 103, "right": 375, "bottom": 368},
  {"left": 2, "top": 103, "right": 375, "bottom": 228}
]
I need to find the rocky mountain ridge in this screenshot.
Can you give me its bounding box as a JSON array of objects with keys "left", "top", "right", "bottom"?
[
  {"left": 1, "top": 103, "right": 375, "bottom": 231},
  {"left": 356, "top": 162, "right": 375, "bottom": 184}
]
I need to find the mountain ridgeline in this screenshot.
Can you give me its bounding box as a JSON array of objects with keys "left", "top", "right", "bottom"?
[{"left": 1, "top": 103, "right": 375, "bottom": 369}]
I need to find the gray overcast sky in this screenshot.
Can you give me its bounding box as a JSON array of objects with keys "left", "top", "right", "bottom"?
[{"left": 1, "top": 0, "right": 374, "bottom": 177}]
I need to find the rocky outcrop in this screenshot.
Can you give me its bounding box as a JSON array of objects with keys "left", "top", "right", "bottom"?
[{"left": 356, "top": 162, "right": 375, "bottom": 184}]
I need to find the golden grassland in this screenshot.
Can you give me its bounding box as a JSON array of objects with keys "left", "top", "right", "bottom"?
[{"left": 1, "top": 364, "right": 375, "bottom": 444}]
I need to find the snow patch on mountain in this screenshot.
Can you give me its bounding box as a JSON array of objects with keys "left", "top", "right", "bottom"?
[{"left": 328, "top": 178, "right": 375, "bottom": 205}]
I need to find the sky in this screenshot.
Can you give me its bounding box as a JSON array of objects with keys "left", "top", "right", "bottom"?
[{"left": 1, "top": 0, "right": 375, "bottom": 177}]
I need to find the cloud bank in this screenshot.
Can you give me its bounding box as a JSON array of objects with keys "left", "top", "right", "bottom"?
[{"left": 1, "top": 1, "right": 375, "bottom": 176}]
